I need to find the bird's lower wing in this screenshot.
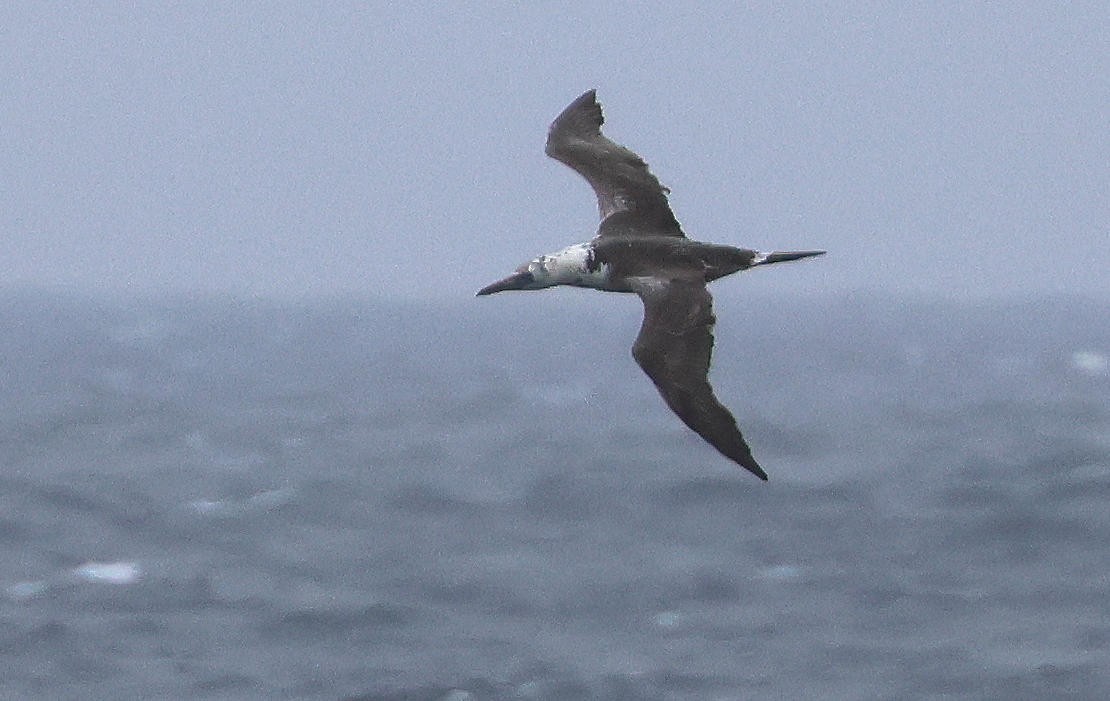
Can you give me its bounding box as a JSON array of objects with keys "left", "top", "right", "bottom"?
[{"left": 629, "top": 277, "right": 767, "bottom": 480}]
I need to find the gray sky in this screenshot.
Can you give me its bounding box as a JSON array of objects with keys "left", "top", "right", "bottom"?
[{"left": 3, "top": 3, "right": 1107, "bottom": 301}]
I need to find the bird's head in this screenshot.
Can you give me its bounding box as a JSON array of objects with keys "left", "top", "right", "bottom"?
[
  {"left": 476, "top": 255, "right": 557, "bottom": 296},
  {"left": 477, "top": 243, "right": 597, "bottom": 296}
]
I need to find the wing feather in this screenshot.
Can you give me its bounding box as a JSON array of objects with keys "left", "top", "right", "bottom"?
[
  {"left": 628, "top": 277, "right": 767, "bottom": 480},
  {"left": 545, "top": 90, "right": 682, "bottom": 237}
]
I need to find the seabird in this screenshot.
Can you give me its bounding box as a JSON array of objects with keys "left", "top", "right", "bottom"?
[{"left": 477, "top": 90, "right": 824, "bottom": 480}]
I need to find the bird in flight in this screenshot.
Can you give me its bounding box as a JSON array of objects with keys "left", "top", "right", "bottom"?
[{"left": 477, "top": 90, "right": 824, "bottom": 480}]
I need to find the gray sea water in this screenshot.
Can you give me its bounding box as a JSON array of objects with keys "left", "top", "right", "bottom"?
[{"left": 1, "top": 289, "right": 1108, "bottom": 700}]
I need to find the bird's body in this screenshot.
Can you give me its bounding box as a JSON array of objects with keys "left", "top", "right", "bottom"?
[{"left": 478, "top": 90, "right": 824, "bottom": 480}]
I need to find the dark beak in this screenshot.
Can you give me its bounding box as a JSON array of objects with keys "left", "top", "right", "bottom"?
[
  {"left": 761, "top": 250, "right": 827, "bottom": 264},
  {"left": 476, "top": 271, "right": 534, "bottom": 296}
]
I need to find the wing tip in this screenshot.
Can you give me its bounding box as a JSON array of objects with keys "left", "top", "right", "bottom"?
[
  {"left": 548, "top": 89, "right": 604, "bottom": 136},
  {"left": 575, "top": 88, "right": 599, "bottom": 106},
  {"left": 741, "top": 457, "right": 769, "bottom": 481}
]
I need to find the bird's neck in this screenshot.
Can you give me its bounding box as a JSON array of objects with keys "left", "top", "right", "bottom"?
[{"left": 531, "top": 242, "right": 611, "bottom": 289}]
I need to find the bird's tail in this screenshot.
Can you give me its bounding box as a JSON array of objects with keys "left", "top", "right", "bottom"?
[{"left": 752, "top": 250, "right": 826, "bottom": 266}]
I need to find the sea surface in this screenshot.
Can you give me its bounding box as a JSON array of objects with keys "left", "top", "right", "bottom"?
[{"left": 1, "top": 289, "right": 1108, "bottom": 700}]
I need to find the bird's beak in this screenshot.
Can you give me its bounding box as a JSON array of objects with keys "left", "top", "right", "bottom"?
[{"left": 476, "top": 270, "right": 534, "bottom": 296}]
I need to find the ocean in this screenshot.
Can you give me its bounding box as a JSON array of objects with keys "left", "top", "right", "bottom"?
[{"left": 1, "top": 289, "right": 1108, "bottom": 700}]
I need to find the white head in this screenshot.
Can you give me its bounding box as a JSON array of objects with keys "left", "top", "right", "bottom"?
[{"left": 476, "top": 242, "right": 598, "bottom": 295}]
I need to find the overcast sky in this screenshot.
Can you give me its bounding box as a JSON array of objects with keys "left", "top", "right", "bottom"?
[{"left": 3, "top": 3, "right": 1106, "bottom": 302}]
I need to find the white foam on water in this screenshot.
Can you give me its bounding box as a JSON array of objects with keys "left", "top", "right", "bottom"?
[
  {"left": 759, "top": 564, "right": 804, "bottom": 581},
  {"left": 1071, "top": 350, "right": 1108, "bottom": 376},
  {"left": 187, "top": 488, "right": 295, "bottom": 518},
  {"left": 245, "top": 488, "right": 295, "bottom": 509},
  {"left": 188, "top": 498, "right": 225, "bottom": 514},
  {"left": 72, "top": 561, "right": 141, "bottom": 584},
  {"left": 6, "top": 581, "right": 49, "bottom": 600}
]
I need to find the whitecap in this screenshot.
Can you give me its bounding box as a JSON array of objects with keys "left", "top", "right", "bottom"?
[
  {"left": 759, "top": 564, "right": 803, "bottom": 581},
  {"left": 187, "top": 488, "right": 295, "bottom": 518},
  {"left": 1071, "top": 350, "right": 1108, "bottom": 376},
  {"left": 244, "top": 488, "right": 295, "bottom": 510},
  {"left": 6, "top": 580, "right": 49, "bottom": 600},
  {"left": 72, "top": 561, "right": 141, "bottom": 584},
  {"left": 188, "top": 498, "right": 226, "bottom": 515}
]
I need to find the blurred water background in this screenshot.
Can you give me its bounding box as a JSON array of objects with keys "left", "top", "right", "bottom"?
[{"left": 1, "top": 289, "right": 1107, "bottom": 700}]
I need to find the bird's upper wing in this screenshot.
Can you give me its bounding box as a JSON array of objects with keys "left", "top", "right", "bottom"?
[
  {"left": 628, "top": 276, "right": 767, "bottom": 480},
  {"left": 545, "top": 90, "right": 683, "bottom": 237}
]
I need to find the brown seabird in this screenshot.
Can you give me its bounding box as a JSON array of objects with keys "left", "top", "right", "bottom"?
[{"left": 477, "top": 90, "right": 824, "bottom": 480}]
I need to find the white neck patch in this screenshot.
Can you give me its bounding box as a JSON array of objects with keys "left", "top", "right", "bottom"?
[{"left": 529, "top": 242, "right": 611, "bottom": 289}]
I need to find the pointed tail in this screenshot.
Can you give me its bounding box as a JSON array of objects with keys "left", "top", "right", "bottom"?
[{"left": 753, "top": 250, "right": 826, "bottom": 266}]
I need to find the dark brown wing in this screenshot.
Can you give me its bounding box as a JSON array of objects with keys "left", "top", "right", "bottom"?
[
  {"left": 628, "top": 276, "right": 767, "bottom": 480},
  {"left": 544, "top": 90, "right": 682, "bottom": 237}
]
